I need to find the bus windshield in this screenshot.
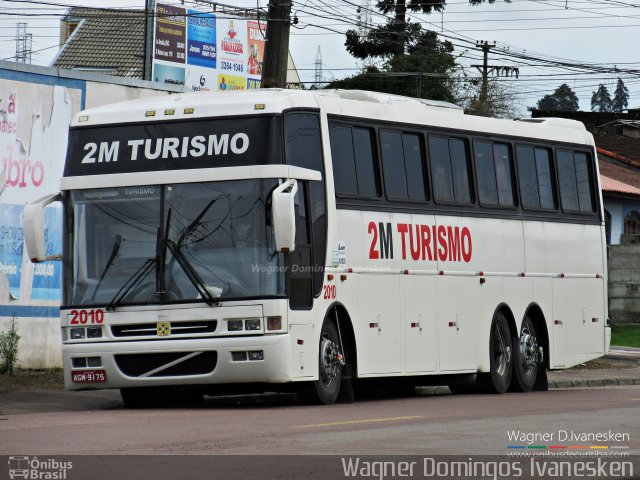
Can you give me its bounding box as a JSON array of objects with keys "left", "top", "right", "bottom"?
[{"left": 66, "top": 179, "right": 286, "bottom": 307}]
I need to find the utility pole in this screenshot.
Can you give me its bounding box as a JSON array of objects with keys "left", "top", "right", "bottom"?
[
  {"left": 473, "top": 41, "right": 495, "bottom": 107},
  {"left": 262, "top": 0, "right": 292, "bottom": 88},
  {"left": 144, "top": 0, "right": 155, "bottom": 81},
  {"left": 472, "top": 40, "right": 519, "bottom": 113}
]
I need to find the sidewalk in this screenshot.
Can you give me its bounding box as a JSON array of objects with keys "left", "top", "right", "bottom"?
[{"left": 547, "top": 346, "right": 640, "bottom": 389}]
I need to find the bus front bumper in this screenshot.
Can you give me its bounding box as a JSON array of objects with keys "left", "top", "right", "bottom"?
[{"left": 62, "top": 334, "right": 295, "bottom": 390}]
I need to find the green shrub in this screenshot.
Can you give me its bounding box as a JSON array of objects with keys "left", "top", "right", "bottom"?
[{"left": 0, "top": 317, "right": 20, "bottom": 375}]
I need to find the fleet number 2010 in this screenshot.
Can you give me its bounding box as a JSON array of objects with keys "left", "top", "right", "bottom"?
[{"left": 69, "top": 309, "right": 105, "bottom": 325}]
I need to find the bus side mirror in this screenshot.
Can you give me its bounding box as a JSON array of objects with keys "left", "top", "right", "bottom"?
[
  {"left": 23, "top": 193, "right": 62, "bottom": 263},
  {"left": 271, "top": 179, "right": 297, "bottom": 253}
]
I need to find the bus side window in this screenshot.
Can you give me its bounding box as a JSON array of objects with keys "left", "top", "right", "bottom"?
[
  {"left": 516, "top": 146, "right": 556, "bottom": 210},
  {"left": 329, "top": 125, "right": 358, "bottom": 196},
  {"left": 428, "top": 135, "right": 471, "bottom": 204},
  {"left": 380, "top": 130, "right": 427, "bottom": 201},
  {"left": 474, "top": 140, "right": 515, "bottom": 207},
  {"left": 329, "top": 124, "right": 378, "bottom": 197},
  {"left": 557, "top": 150, "right": 595, "bottom": 213}
]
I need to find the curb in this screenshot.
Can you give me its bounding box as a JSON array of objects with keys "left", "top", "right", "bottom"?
[
  {"left": 548, "top": 377, "right": 640, "bottom": 389},
  {"left": 417, "top": 378, "right": 640, "bottom": 395}
]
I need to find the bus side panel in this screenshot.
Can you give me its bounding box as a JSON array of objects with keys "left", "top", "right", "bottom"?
[
  {"left": 356, "top": 274, "right": 402, "bottom": 375},
  {"left": 565, "top": 278, "right": 606, "bottom": 359},
  {"left": 437, "top": 276, "right": 487, "bottom": 372},
  {"left": 449, "top": 217, "right": 525, "bottom": 274},
  {"left": 403, "top": 275, "right": 437, "bottom": 373},
  {"left": 339, "top": 209, "right": 404, "bottom": 376},
  {"left": 542, "top": 222, "right": 604, "bottom": 275}
]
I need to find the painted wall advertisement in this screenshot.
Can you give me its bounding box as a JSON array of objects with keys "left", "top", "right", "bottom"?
[
  {"left": 0, "top": 85, "right": 75, "bottom": 309},
  {"left": 152, "top": 4, "right": 266, "bottom": 91}
]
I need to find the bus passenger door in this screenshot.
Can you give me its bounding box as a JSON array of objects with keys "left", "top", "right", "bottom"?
[
  {"left": 288, "top": 183, "right": 313, "bottom": 310},
  {"left": 404, "top": 276, "right": 437, "bottom": 373}
]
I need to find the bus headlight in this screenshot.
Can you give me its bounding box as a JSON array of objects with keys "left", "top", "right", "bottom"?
[
  {"left": 228, "top": 320, "right": 244, "bottom": 332},
  {"left": 245, "top": 319, "right": 261, "bottom": 331},
  {"left": 87, "top": 327, "right": 102, "bottom": 338},
  {"left": 70, "top": 328, "right": 86, "bottom": 340}
]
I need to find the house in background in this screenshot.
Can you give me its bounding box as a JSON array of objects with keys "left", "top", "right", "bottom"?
[
  {"left": 594, "top": 133, "right": 640, "bottom": 244},
  {"left": 52, "top": 8, "right": 145, "bottom": 78},
  {"left": 51, "top": 7, "right": 301, "bottom": 87}
]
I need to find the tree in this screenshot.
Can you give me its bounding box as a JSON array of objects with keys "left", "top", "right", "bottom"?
[
  {"left": 345, "top": 0, "right": 507, "bottom": 61},
  {"left": 534, "top": 84, "right": 579, "bottom": 112},
  {"left": 591, "top": 84, "right": 612, "bottom": 112},
  {"left": 458, "top": 77, "right": 523, "bottom": 118},
  {"left": 326, "top": 31, "right": 456, "bottom": 101},
  {"left": 612, "top": 77, "right": 629, "bottom": 113}
]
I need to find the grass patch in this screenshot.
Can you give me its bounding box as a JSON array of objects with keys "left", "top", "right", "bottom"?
[
  {"left": 0, "top": 368, "right": 64, "bottom": 392},
  {"left": 611, "top": 324, "right": 640, "bottom": 348}
]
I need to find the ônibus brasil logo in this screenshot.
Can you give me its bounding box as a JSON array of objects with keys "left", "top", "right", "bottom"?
[{"left": 8, "top": 456, "right": 72, "bottom": 479}]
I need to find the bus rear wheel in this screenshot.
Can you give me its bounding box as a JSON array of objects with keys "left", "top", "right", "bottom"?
[
  {"left": 512, "top": 315, "right": 541, "bottom": 392},
  {"left": 313, "top": 321, "right": 344, "bottom": 405},
  {"left": 478, "top": 311, "right": 513, "bottom": 394}
]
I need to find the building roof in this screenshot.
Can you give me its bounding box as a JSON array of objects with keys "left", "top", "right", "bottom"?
[
  {"left": 52, "top": 7, "right": 145, "bottom": 79},
  {"left": 600, "top": 174, "right": 640, "bottom": 197},
  {"left": 594, "top": 134, "right": 640, "bottom": 168}
]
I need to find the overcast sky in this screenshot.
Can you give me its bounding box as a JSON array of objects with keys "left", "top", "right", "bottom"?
[{"left": 1, "top": 0, "right": 638, "bottom": 116}]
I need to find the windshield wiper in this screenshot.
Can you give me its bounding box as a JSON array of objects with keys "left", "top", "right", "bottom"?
[
  {"left": 90, "top": 234, "right": 122, "bottom": 301},
  {"left": 165, "top": 198, "right": 221, "bottom": 306},
  {"left": 165, "top": 239, "right": 217, "bottom": 306},
  {"left": 106, "top": 255, "right": 157, "bottom": 311}
]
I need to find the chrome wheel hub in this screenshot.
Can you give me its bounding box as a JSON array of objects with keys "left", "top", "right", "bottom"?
[
  {"left": 319, "top": 337, "right": 343, "bottom": 386},
  {"left": 519, "top": 328, "right": 539, "bottom": 373}
]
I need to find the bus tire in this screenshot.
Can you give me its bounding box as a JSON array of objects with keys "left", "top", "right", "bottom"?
[
  {"left": 314, "top": 321, "right": 343, "bottom": 405},
  {"left": 512, "top": 315, "right": 540, "bottom": 392},
  {"left": 479, "top": 311, "right": 513, "bottom": 394}
]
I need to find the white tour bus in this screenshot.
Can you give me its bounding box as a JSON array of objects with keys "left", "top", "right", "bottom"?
[{"left": 24, "top": 89, "right": 609, "bottom": 406}]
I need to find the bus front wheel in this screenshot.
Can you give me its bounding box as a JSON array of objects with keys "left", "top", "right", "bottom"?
[
  {"left": 478, "top": 311, "right": 513, "bottom": 394},
  {"left": 313, "top": 321, "right": 344, "bottom": 405}
]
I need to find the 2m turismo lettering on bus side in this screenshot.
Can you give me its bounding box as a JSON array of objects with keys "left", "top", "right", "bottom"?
[{"left": 368, "top": 221, "right": 472, "bottom": 262}]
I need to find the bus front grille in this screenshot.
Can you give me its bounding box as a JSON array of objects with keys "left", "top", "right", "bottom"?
[
  {"left": 111, "top": 321, "right": 217, "bottom": 337},
  {"left": 114, "top": 351, "right": 217, "bottom": 377}
]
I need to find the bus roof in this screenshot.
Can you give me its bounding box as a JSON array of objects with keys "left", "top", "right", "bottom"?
[{"left": 72, "top": 89, "right": 593, "bottom": 147}]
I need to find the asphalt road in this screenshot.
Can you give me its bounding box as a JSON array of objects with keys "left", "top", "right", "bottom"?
[{"left": 1, "top": 386, "right": 638, "bottom": 456}]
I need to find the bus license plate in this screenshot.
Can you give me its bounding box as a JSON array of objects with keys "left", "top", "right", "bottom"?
[{"left": 72, "top": 370, "right": 107, "bottom": 383}]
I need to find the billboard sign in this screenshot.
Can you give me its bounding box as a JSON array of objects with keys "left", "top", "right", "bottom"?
[{"left": 152, "top": 4, "right": 266, "bottom": 91}]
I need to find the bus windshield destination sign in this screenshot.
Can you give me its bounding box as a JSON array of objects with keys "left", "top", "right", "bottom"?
[{"left": 64, "top": 116, "right": 281, "bottom": 176}]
